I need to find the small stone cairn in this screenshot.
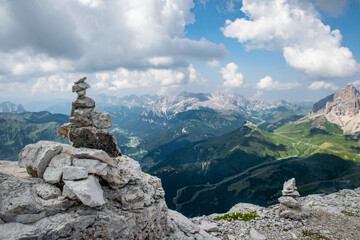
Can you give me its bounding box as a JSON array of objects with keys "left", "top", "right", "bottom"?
[
  {"left": 278, "top": 178, "right": 309, "bottom": 220},
  {"left": 58, "top": 77, "right": 121, "bottom": 157}
]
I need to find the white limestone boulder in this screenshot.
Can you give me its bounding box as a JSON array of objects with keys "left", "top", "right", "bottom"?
[
  {"left": 43, "top": 153, "right": 72, "bottom": 184},
  {"left": 73, "top": 158, "right": 108, "bottom": 176},
  {"left": 72, "top": 148, "right": 117, "bottom": 167},
  {"left": 62, "top": 166, "right": 88, "bottom": 181},
  {"left": 102, "top": 155, "right": 142, "bottom": 188},
  {"left": 18, "top": 141, "right": 63, "bottom": 178},
  {"left": 64, "top": 175, "right": 105, "bottom": 207}
]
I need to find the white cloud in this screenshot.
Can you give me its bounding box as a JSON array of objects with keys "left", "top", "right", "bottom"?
[
  {"left": 221, "top": 62, "right": 244, "bottom": 88},
  {"left": 222, "top": 0, "right": 359, "bottom": 78},
  {"left": 349, "top": 79, "right": 360, "bottom": 88},
  {"left": 0, "top": 0, "right": 226, "bottom": 81},
  {"left": 207, "top": 60, "right": 220, "bottom": 68},
  {"left": 257, "top": 75, "right": 299, "bottom": 91},
  {"left": 32, "top": 75, "right": 73, "bottom": 94},
  {"left": 93, "top": 65, "right": 199, "bottom": 94},
  {"left": 308, "top": 81, "right": 339, "bottom": 90}
]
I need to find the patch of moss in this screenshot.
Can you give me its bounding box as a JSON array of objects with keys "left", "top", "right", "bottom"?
[
  {"left": 308, "top": 204, "right": 326, "bottom": 207},
  {"left": 302, "top": 231, "right": 330, "bottom": 240},
  {"left": 341, "top": 210, "right": 360, "bottom": 217},
  {"left": 213, "top": 211, "right": 259, "bottom": 222}
]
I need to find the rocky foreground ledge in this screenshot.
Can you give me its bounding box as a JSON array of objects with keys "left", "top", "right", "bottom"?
[
  {"left": 1, "top": 159, "right": 359, "bottom": 239},
  {"left": 0, "top": 143, "right": 212, "bottom": 239}
]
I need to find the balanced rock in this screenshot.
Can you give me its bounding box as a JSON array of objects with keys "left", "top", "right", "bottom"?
[
  {"left": 60, "top": 77, "right": 121, "bottom": 157},
  {"left": 69, "top": 127, "right": 121, "bottom": 158},
  {"left": 74, "top": 76, "right": 87, "bottom": 84},
  {"left": 69, "top": 108, "right": 93, "bottom": 127},
  {"left": 72, "top": 82, "right": 90, "bottom": 93},
  {"left": 72, "top": 97, "right": 95, "bottom": 109}
]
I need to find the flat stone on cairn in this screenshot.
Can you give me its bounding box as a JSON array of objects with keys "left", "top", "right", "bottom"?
[{"left": 58, "top": 77, "right": 121, "bottom": 157}]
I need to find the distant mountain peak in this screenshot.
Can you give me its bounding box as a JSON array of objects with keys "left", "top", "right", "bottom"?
[
  {"left": 310, "top": 84, "right": 360, "bottom": 134},
  {"left": 0, "top": 101, "right": 26, "bottom": 113}
]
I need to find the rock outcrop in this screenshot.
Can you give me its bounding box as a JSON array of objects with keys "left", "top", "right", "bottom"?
[
  {"left": 191, "top": 183, "right": 360, "bottom": 240},
  {"left": 58, "top": 77, "right": 121, "bottom": 157},
  {"left": 0, "top": 77, "right": 214, "bottom": 240},
  {"left": 310, "top": 84, "right": 360, "bottom": 134}
]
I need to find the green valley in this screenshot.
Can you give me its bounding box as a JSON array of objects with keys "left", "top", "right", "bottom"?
[
  {"left": 0, "top": 111, "right": 68, "bottom": 161},
  {"left": 148, "top": 117, "right": 360, "bottom": 217}
]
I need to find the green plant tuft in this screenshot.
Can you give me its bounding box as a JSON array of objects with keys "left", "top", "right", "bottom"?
[
  {"left": 303, "top": 231, "right": 330, "bottom": 239},
  {"left": 341, "top": 210, "right": 360, "bottom": 217},
  {"left": 213, "top": 211, "right": 259, "bottom": 222}
]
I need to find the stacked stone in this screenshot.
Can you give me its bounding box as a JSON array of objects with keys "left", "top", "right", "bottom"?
[
  {"left": 58, "top": 77, "right": 121, "bottom": 157},
  {"left": 278, "top": 178, "right": 309, "bottom": 220}
]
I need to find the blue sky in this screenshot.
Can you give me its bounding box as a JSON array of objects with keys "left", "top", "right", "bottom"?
[{"left": 0, "top": 0, "right": 360, "bottom": 104}]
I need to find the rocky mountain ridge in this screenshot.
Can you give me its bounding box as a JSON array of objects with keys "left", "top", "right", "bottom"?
[
  {"left": 310, "top": 84, "right": 360, "bottom": 134},
  {"left": 0, "top": 101, "right": 26, "bottom": 113},
  {"left": 97, "top": 91, "right": 299, "bottom": 119}
]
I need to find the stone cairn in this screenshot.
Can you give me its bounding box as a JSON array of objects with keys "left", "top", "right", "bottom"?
[
  {"left": 278, "top": 178, "right": 309, "bottom": 220},
  {"left": 58, "top": 77, "right": 121, "bottom": 157},
  {"left": 10, "top": 77, "right": 171, "bottom": 239}
]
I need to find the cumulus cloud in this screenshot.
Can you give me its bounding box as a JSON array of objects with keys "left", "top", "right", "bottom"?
[
  {"left": 257, "top": 75, "right": 300, "bottom": 91},
  {"left": 207, "top": 60, "right": 220, "bottom": 68},
  {"left": 0, "top": 0, "right": 226, "bottom": 82},
  {"left": 32, "top": 75, "right": 73, "bottom": 94},
  {"left": 308, "top": 81, "right": 339, "bottom": 90},
  {"left": 221, "top": 62, "right": 245, "bottom": 88},
  {"left": 222, "top": 0, "right": 359, "bottom": 78},
  {"left": 92, "top": 65, "right": 199, "bottom": 95}
]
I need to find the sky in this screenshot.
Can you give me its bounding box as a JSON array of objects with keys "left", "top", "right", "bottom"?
[{"left": 0, "top": 0, "right": 360, "bottom": 105}]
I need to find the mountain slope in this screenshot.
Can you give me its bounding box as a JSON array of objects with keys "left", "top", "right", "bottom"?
[
  {"left": 0, "top": 102, "right": 26, "bottom": 113},
  {"left": 97, "top": 93, "right": 308, "bottom": 167},
  {"left": 0, "top": 111, "right": 68, "bottom": 161},
  {"left": 148, "top": 118, "right": 360, "bottom": 217}
]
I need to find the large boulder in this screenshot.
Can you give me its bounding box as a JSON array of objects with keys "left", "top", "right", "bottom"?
[
  {"left": 72, "top": 147, "right": 118, "bottom": 167},
  {"left": 43, "top": 153, "right": 72, "bottom": 184},
  {"left": 64, "top": 175, "right": 105, "bottom": 207},
  {"left": 69, "top": 127, "right": 121, "bottom": 157},
  {"left": 18, "top": 141, "right": 63, "bottom": 178}
]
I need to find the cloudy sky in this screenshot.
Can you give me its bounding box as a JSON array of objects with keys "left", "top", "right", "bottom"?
[{"left": 1, "top": 0, "right": 360, "bottom": 104}]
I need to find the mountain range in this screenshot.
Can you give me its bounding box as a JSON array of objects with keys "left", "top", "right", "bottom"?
[
  {"left": 0, "top": 101, "right": 26, "bottom": 113},
  {"left": 1, "top": 86, "right": 359, "bottom": 218},
  {"left": 0, "top": 111, "right": 68, "bottom": 161}
]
